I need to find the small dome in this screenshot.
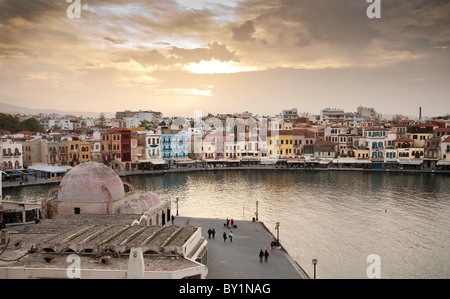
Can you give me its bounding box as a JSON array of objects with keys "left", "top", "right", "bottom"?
[
  {"left": 58, "top": 162, "right": 125, "bottom": 203},
  {"left": 119, "top": 192, "right": 161, "bottom": 214}
]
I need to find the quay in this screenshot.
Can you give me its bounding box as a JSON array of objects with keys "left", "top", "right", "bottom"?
[
  {"left": 2, "top": 165, "right": 450, "bottom": 189},
  {"left": 174, "top": 216, "right": 309, "bottom": 279}
]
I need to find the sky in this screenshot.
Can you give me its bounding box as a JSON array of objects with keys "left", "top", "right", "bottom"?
[{"left": 0, "top": 0, "right": 449, "bottom": 118}]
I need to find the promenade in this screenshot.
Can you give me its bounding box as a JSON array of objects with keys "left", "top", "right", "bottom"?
[
  {"left": 174, "top": 216, "right": 309, "bottom": 279},
  {"left": 3, "top": 164, "right": 449, "bottom": 190}
]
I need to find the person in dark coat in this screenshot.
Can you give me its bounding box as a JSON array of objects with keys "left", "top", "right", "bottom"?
[
  {"left": 259, "top": 249, "right": 264, "bottom": 263},
  {"left": 222, "top": 232, "right": 227, "bottom": 243},
  {"left": 264, "top": 250, "right": 269, "bottom": 263}
]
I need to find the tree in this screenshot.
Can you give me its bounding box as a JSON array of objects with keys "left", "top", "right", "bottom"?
[
  {"left": 0, "top": 113, "right": 21, "bottom": 132},
  {"left": 97, "top": 113, "right": 106, "bottom": 126},
  {"left": 20, "top": 118, "right": 43, "bottom": 132}
]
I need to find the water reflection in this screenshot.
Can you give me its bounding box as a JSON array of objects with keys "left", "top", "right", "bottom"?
[{"left": 3, "top": 170, "right": 450, "bottom": 278}]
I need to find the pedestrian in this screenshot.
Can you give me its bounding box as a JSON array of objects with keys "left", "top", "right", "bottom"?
[
  {"left": 271, "top": 241, "right": 275, "bottom": 253},
  {"left": 212, "top": 228, "right": 216, "bottom": 239},
  {"left": 222, "top": 232, "right": 227, "bottom": 243},
  {"left": 259, "top": 249, "right": 264, "bottom": 263},
  {"left": 229, "top": 231, "right": 234, "bottom": 243},
  {"left": 208, "top": 228, "right": 212, "bottom": 239},
  {"left": 264, "top": 250, "right": 269, "bottom": 263},
  {"left": 226, "top": 218, "right": 230, "bottom": 228},
  {"left": 171, "top": 215, "right": 175, "bottom": 225},
  {"left": 230, "top": 218, "right": 234, "bottom": 227}
]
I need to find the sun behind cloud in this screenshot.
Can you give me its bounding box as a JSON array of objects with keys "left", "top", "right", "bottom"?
[{"left": 184, "top": 59, "right": 255, "bottom": 74}]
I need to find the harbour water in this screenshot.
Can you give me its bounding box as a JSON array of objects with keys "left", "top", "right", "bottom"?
[{"left": 4, "top": 169, "right": 450, "bottom": 278}]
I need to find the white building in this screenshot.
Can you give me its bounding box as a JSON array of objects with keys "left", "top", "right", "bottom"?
[
  {"left": 320, "top": 108, "right": 345, "bottom": 124},
  {"left": 145, "top": 130, "right": 161, "bottom": 159},
  {"left": 0, "top": 139, "right": 23, "bottom": 170}
]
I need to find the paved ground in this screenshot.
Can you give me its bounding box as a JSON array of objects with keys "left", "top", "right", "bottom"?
[{"left": 174, "top": 216, "right": 309, "bottom": 279}]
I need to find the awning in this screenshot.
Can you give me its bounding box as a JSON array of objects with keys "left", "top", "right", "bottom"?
[
  {"left": 287, "top": 158, "right": 305, "bottom": 163},
  {"left": 437, "top": 160, "right": 450, "bottom": 166},
  {"left": 28, "top": 164, "right": 68, "bottom": 173},
  {"left": 138, "top": 159, "right": 167, "bottom": 165},
  {"left": 384, "top": 159, "right": 399, "bottom": 163},
  {"left": 259, "top": 157, "right": 277, "bottom": 164},
  {"left": 204, "top": 158, "right": 227, "bottom": 163},
  {"left": 398, "top": 159, "right": 423, "bottom": 165},
  {"left": 305, "top": 159, "right": 320, "bottom": 164},
  {"left": 241, "top": 156, "right": 260, "bottom": 161},
  {"left": 333, "top": 158, "right": 371, "bottom": 164},
  {"left": 173, "top": 158, "right": 195, "bottom": 164}
]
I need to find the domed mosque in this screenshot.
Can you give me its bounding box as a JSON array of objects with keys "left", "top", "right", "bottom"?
[
  {"left": 0, "top": 161, "right": 208, "bottom": 279},
  {"left": 42, "top": 161, "right": 170, "bottom": 224}
]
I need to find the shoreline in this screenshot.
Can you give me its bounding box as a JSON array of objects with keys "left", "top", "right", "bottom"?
[{"left": 2, "top": 165, "right": 449, "bottom": 189}]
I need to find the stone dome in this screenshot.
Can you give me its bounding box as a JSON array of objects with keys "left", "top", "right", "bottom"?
[
  {"left": 119, "top": 192, "right": 161, "bottom": 214},
  {"left": 58, "top": 161, "right": 125, "bottom": 203}
]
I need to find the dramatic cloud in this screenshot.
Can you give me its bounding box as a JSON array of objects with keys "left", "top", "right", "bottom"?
[{"left": 0, "top": 0, "right": 448, "bottom": 116}]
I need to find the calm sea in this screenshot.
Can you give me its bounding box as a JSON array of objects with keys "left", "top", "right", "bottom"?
[{"left": 4, "top": 169, "right": 450, "bottom": 278}]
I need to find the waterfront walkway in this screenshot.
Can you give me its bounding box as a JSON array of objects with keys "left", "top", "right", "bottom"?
[
  {"left": 3, "top": 165, "right": 449, "bottom": 189},
  {"left": 174, "top": 216, "right": 309, "bottom": 279}
]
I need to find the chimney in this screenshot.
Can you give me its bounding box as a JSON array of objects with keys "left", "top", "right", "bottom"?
[{"left": 419, "top": 107, "right": 422, "bottom": 121}]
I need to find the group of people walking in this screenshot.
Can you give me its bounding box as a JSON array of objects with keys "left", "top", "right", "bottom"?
[{"left": 208, "top": 217, "right": 278, "bottom": 264}]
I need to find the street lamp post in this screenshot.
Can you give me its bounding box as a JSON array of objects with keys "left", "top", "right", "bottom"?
[
  {"left": 0, "top": 170, "right": 5, "bottom": 202},
  {"left": 276, "top": 222, "right": 280, "bottom": 246},
  {"left": 176, "top": 197, "right": 179, "bottom": 216},
  {"left": 312, "top": 258, "right": 318, "bottom": 279},
  {"left": 255, "top": 200, "right": 259, "bottom": 221}
]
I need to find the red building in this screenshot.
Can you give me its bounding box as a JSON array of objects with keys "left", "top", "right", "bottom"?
[{"left": 110, "top": 128, "right": 132, "bottom": 163}]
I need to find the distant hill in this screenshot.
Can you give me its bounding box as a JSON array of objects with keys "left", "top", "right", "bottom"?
[{"left": 0, "top": 102, "right": 114, "bottom": 118}]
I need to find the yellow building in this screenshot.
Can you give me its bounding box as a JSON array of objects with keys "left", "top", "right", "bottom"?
[
  {"left": 267, "top": 131, "right": 279, "bottom": 157},
  {"left": 68, "top": 141, "right": 81, "bottom": 167},
  {"left": 354, "top": 149, "right": 370, "bottom": 160},
  {"left": 267, "top": 130, "right": 293, "bottom": 157},
  {"left": 278, "top": 130, "right": 293, "bottom": 157},
  {"left": 79, "top": 141, "right": 91, "bottom": 163}
]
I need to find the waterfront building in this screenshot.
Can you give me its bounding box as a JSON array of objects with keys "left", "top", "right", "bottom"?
[
  {"left": 22, "top": 136, "right": 42, "bottom": 168},
  {"left": 392, "top": 124, "right": 409, "bottom": 139},
  {"left": 144, "top": 130, "right": 161, "bottom": 159},
  {"left": 100, "top": 130, "right": 122, "bottom": 169},
  {"left": 434, "top": 137, "right": 450, "bottom": 169},
  {"left": 110, "top": 128, "right": 132, "bottom": 170},
  {"left": 89, "top": 135, "right": 102, "bottom": 163},
  {"left": 267, "top": 130, "right": 279, "bottom": 157},
  {"left": 407, "top": 123, "right": 435, "bottom": 148},
  {"left": 0, "top": 161, "right": 208, "bottom": 279},
  {"left": 79, "top": 141, "right": 91, "bottom": 164},
  {"left": 202, "top": 132, "right": 225, "bottom": 160},
  {"left": 278, "top": 130, "right": 293, "bottom": 158},
  {"left": 397, "top": 147, "right": 424, "bottom": 168},
  {"left": 433, "top": 127, "right": 450, "bottom": 139},
  {"left": 161, "top": 128, "right": 190, "bottom": 159},
  {"left": 292, "top": 129, "right": 316, "bottom": 156},
  {"left": 363, "top": 127, "right": 388, "bottom": 160},
  {"left": 313, "top": 140, "right": 337, "bottom": 159},
  {"left": 0, "top": 139, "right": 23, "bottom": 170},
  {"left": 354, "top": 148, "right": 370, "bottom": 160},
  {"left": 423, "top": 137, "right": 441, "bottom": 168}
]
